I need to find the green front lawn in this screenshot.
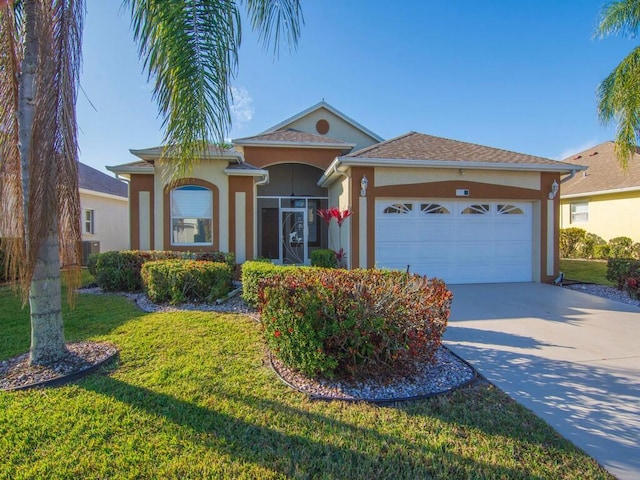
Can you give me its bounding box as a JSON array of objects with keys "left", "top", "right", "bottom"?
[
  {"left": 0, "top": 286, "right": 613, "bottom": 479},
  {"left": 560, "top": 259, "right": 613, "bottom": 286}
]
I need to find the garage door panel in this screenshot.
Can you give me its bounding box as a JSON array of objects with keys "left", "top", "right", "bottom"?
[{"left": 375, "top": 199, "right": 533, "bottom": 284}]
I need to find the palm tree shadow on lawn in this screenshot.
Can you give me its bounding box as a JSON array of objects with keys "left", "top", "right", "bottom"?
[{"left": 78, "top": 375, "right": 577, "bottom": 479}]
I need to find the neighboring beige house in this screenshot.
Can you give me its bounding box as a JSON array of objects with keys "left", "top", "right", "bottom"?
[
  {"left": 560, "top": 141, "right": 640, "bottom": 242},
  {"left": 109, "top": 101, "right": 582, "bottom": 284},
  {"left": 79, "top": 162, "right": 129, "bottom": 261}
]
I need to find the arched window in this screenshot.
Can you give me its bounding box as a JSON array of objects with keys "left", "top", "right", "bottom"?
[{"left": 170, "top": 185, "right": 213, "bottom": 245}]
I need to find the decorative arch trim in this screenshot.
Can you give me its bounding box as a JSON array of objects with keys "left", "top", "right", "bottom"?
[{"left": 163, "top": 178, "right": 220, "bottom": 251}]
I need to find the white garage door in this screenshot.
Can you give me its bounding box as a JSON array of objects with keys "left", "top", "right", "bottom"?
[{"left": 375, "top": 199, "right": 533, "bottom": 284}]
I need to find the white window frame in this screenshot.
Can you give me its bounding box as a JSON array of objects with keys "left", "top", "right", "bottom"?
[
  {"left": 570, "top": 202, "right": 588, "bottom": 223},
  {"left": 83, "top": 209, "right": 95, "bottom": 234},
  {"left": 170, "top": 185, "right": 213, "bottom": 246}
]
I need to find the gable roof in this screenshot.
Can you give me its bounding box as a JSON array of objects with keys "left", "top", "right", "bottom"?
[
  {"left": 261, "top": 100, "right": 383, "bottom": 143},
  {"left": 79, "top": 162, "right": 128, "bottom": 198},
  {"left": 319, "top": 132, "right": 580, "bottom": 187},
  {"left": 233, "top": 128, "right": 355, "bottom": 150},
  {"left": 561, "top": 141, "right": 640, "bottom": 197}
]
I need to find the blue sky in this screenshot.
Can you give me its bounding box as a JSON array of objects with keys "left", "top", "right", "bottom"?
[{"left": 78, "top": 0, "right": 632, "bottom": 174}]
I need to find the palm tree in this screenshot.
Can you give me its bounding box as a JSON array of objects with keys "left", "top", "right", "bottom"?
[
  {"left": 0, "top": 0, "right": 302, "bottom": 366},
  {"left": 596, "top": 0, "right": 640, "bottom": 168}
]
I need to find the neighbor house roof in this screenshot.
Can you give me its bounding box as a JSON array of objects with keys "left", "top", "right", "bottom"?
[
  {"left": 319, "top": 132, "right": 583, "bottom": 186},
  {"left": 233, "top": 128, "right": 355, "bottom": 150},
  {"left": 79, "top": 162, "right": 128, "bottom": 198},
  {"left": 561, "top": 141, "right": 640, "bottom": 198},
  {"left": 262, "top": 100, "right": 384, "bottom": 143}
]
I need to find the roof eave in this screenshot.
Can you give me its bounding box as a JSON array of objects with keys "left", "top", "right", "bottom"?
[
  {"left": 106, "top": 164, "right": 154, "bottom": 175},
  {"left": 129, "top": 146, "right": 245, "bottom": 163},
  {"left": 79, "top": 187, "right": 128, "bottom": 201},
  {"left": 318, "top": 157, "right": 585, "bottom": 188},
  {"left": 223, "top": 167, "right": 269, "bottom": 177},
  {"left": 338, "top": 157, "right": 587, "bottom": 173},
  {"left": 233, "top": 139, "right": 355, "bottom": 150},
  {"left": 561, "top": 185, "right": 640, "bottom": 199}
]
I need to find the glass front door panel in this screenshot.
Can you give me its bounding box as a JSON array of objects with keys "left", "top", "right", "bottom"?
[{"left": 281, "top": 209, "right": 307, "bottom": 264}]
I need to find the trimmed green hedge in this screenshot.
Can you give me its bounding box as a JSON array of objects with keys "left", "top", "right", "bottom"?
[
  {"left": 310, "top": 249, "right": 338, "bottom": 268},
  {"left": 141, "top": 260, "right": 232, "bottom": 304},
  {"left": 241, "top": 261, "right": 298, "bottom": 308},
  {"left": 93, "top": 250, "right": 235, "bottom": 292},
  {"left": 258, "top": 268, "right": 452, "bottom": 379},
  {"left": 94, "top": 251, "right": 146, "bottom": 292}
]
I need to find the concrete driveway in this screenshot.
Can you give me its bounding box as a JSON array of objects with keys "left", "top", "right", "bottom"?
[{"left": 444, "top": 283, "right": 640, "bottom": 480}]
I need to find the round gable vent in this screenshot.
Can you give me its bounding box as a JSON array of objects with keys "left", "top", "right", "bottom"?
[{"left": 316, "top": 119, "right": 330, "bottom": 135}]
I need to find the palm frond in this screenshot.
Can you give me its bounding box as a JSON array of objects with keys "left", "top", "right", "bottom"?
[
  {"left": 0, "top": 1, "right": 26, "bottom": 288},
  {"left": 597, "top": 46, "right": 640, "bottom": 168},
  {"left": 241, "top": 0, "right": 303, "bottom": 56},
  {"left": 126, "top": 0, "right": 241, "bottom": 180},
  {"left": 597, "top": 0, "right": 640, "bottom": 39}
]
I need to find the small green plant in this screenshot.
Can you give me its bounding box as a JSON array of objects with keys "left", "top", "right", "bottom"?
[
  {"left": 593, "top": 244, "right": 610, "bottom": 259},
  {"left": 580, "top": 233, "right": 607, "bottom": 259},
  {"left": 310, "top": 249, "right": 338, "bottom": 268},
  {"left": 86, "top": 252, "right": 99, "bottom": 276},
  {"left": 141, "top": 260, "right": 232, "bottom": 304},
  {"left": 259, "top": 268, "right": 452, "bottom": 379},
  {"left": 94, "top": 251, "right": 147, "bottom": 291},
  {"left": 608, "top": 236, "right": 634, "bottom": 258},
  {"left": 559, "top": 228, "right": 587, "bottom": 258}
]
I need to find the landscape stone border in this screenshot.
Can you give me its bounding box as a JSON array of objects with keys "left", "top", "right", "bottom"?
[
  {"left": 1, "top": 347, "right": 119, "bottom": 393},
  {"left": 269, "top": 346, "right": 478, "bottom": 405}
]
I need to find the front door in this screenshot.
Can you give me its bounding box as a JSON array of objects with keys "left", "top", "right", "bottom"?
[{"left": 281, "top": 208, "right": 307, "bottom": 264}]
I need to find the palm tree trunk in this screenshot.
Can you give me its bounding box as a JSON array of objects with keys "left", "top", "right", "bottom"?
[
  {"left": 29, "top": 224, "right": 66, "bottom": 365},
  {"left": 19, "top": 0, "right": 67, "bottom": 365}
]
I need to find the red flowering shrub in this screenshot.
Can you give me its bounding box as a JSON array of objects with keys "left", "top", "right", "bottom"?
[
  {"left": 241, "top": 261, "right": 302, "bottom": 307},
  {"left": 258, "top": 268, "right": 452, "bottom": 379},
  {"left": 317, "top": 207, "right": 352, "bottom": 267},
  {"left": 625, "top": 275, "right": 640, "bottom": 300}
]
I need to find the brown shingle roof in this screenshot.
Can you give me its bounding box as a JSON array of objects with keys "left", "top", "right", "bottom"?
[
  {"left": 79, "top": 162, "right": 127, "bottom": 198},
  {"left": 348, "top": 131, "right": 563, "bottom": 166},
  {"left": 561, "top": 142, "right": 640, "bottom": 195},
  {"left": 234, "top": 128, "right": 351, "bottom": 146}
]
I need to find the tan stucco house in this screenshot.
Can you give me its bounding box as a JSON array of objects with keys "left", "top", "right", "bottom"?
[
  {"left": 108, "top": 101, "right": 581, "bottom": 284},
  {"left": 79, "top": 162, "right": 129, "bottom": 260},
  {"left": 561, "top": 142, "right": 640, "bottom": 242}
]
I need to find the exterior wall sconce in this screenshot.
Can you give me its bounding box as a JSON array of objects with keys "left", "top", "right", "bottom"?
[
  {"left": 360, "top": 175, "right": 368, "bottom": 197},
  {"left": 548, "top": 180, "right": 559, "bottom": 199}
]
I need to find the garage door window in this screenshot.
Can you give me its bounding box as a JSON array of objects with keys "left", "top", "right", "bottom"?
[
  {"left": 497, "top": 204, "right": 524, "bottom": 215},
  {"left": 421, "top": 203, "right": 450, "bottom": 214},
  {"left": 570, "top": 202, "right": 588, "bottom": 223},
  {"left": 383, "top": 203, "right": 413, "bottom": 214},
  {"left": 461, "top": 204, "right": 489, "bottom": 215}
]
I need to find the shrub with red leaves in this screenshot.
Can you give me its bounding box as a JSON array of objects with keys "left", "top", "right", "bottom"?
[{"left": 258, "top": 268, "right": 452, "bottom": 379}]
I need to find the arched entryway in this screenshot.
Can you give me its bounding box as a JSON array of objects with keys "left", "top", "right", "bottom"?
[{"left": 257, "top": 164, "right": 329, "bottom": 264}]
